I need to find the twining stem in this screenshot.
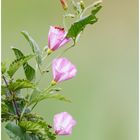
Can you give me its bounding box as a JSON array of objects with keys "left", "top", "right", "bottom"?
[{"left": 2, "top": 75, "right": 20, "bottom": 118}]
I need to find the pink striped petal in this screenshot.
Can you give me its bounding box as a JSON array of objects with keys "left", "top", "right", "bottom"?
[
  {"left": 52, "top": 58, "right": 77, "bottom": 83},
  {"left": 48, "top": 26, "right": 70, "bottom": 52}
]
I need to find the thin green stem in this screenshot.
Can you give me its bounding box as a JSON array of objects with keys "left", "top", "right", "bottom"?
[
  {"left": 31, "top": 84, "right": 53, "bottom": 111},
  {"left": 63, "top": 15, "right": 67, "bottom": 30},
  {"left": 19, "top": 93, "right": 32, "bottom": 121},
  {"left": 42, "top": 53, "right": 49, "bottom": 61}
]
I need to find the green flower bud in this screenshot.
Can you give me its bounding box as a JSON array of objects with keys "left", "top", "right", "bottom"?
[{"left": 80, "top": 1, "right": 85, "bottom": 10}]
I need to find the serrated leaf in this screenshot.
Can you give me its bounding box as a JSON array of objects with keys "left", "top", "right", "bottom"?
[
  {"left": 7, "top": 55, "right": 34, "bottom": 78},
  {"left": 2, "top": 62, "right": 7, "bottom": 74},
  {"left": 67, "top": 3, "right": 102, "bottom": 41},
  {"left": 21, "top": 31, "right": 42, "bottom": 64},
  {"left": 8, "top": 79, "right": 35, "bottom": 91},
  {"left": 19, "top": 120, "right": 56, "bottom": 140},
  {"left": 12, "top": 47, "right": 35, "bottom": 81},
  {"left": 19, "top": 120, "right": 48, "bottom": 135}
]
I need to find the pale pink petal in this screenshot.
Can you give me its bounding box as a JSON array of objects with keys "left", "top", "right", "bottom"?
[
  {"left": 53, "top": 112, "right": 76, "bottom": 135},
  {"left": 52, "top": 58, "right": 77, "bottom": 83},
  {"left": 48, "top": 26, "right": 70, "bottom": 52}
]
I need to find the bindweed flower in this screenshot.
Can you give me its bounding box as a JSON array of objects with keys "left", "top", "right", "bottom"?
[
  {"left": 60, "top": 0, "right": 68, "bottom": 11},
  {"left": 51, "top": 57, "right": 77, "bottom": 84},
  {"left": 53, "top": 112, "right": 76, "bottom": 135},
  {"left": 47, "top": 26, "right": 70, "bottom": 55}
]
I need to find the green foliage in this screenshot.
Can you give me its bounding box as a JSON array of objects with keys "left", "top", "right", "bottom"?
[
  {"left": 7, "top": 55, "right": 34, "bottom": 78},
  {"left": 21, "top": 31, "right": 42, "bottom": 65},
  {"left": 29, "top": 91, "right": 71, "bottom": 106},
  {"left": 1, "top": 85, "right": 8, "bottom": 95},
  {"left": 2, "top": 62, "right": 7, "bottom": 74},
  {"left": 5, "top": 122, "right": 40, "bottom": 140},
  {"left": 67, "top": 3, "right": 102, "bottom": 41},
  {"left": 2, "top": 1, "right": 102, "bottom": 140},
  {"left": 8, "top": 79, "right": 35, "bottom": 91},
  {"left": 5, "top": 122, "right": 28, "bottom": 140},
  {"left": 19, "top": 120, "right": 56, "bottom": 140},
  {"left": 12, "top": 47, "right": 35, "bottom": 81}
]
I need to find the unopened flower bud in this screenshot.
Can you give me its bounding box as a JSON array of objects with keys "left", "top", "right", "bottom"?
[
  {"left": 47, "top": 26, "right": 70, "bottom": 55},
  {"left": 80, "top": 1, "right": 85, "bottom": 10},
  {"left": 60, "top": 0, "right": 68, "bottom": 11}
]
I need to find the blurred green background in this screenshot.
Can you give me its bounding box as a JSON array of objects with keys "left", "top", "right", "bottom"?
[{"left": 2, "top": 0, "right": 138, "bottom": 140}]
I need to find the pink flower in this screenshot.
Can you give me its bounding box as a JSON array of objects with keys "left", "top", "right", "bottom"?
[
  {"left": 47, "top": 26, "right": 70, "bottom": 55},
  {"left": 52, "top": 58, "right": 77, "bottom": 84},
  {"left": 53, "top": 112, "right": 76, "bottom": 135}
]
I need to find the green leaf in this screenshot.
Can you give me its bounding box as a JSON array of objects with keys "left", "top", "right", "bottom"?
[
  {"left": 8, "top": 79, "right": 35, "bottom": 91},
  {"left": 5, "top": 122, "right": 41, "bottom": 140},
  {"left": 21, "top": 31, "right": 42, "bottom": 64},
  {"left": 12, "top": 47, "right": 35, "bottom": 81},
  {"left": 7, "top": 55, "right": 34, "bottom": 78},
  {"left": 5, "top": 122, "right": 27, "bottom": 140},
  {"left": 67, "top": 3, "right": 102, "bottom": 41},
  {"left": 19, "top": 120, "right": 48, "bottom": 135},
  {"left": 29, "top": 92, "right": 71, "bottom": 106},
  {"left": 1, "top": 85, "right": 8, "bottom": 95},
  {"left": 2, "top": 62, "right": 7, "bottom": 74},
  {"left": 44, "top": 93, "right": 71, "bottom": 102},
  {"left": 19, "top": 120, "right": 56, "bottom": 140},
  {"left": 2, "top": 102, "right": 9, "bottom": 113}
]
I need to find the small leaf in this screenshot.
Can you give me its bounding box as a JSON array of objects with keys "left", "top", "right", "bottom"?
[
  {"left": 23, "top": 64, "right": 36, "bottom": 81},
  {"left": 1, "top": 85, "right": 8, "bottom": 95},
  {"left": 2, "top": 62, "right": 7, "bottom": 74},
  {"left": 7, "top": 55, "right": 34, "bottom": 78},
  {"left": 29, "top": 92, "right": 71, "bottom": 106},
  {"left": 67, "top": 3, "right": 102, "bottom": 41},
  {"left": 8, "top": 79, "right": 35, "bottom": 91},
  {"left": 44, "top": 93, "right": 71, "bottom": 102},
  {"left": 12, "top": 47, "right": 35, "bottom": 81},
  {"left": 21, "top": 31, "right": 42, "bottom": 64},
  {"left": 2, "top": 102, "right": 9, "bottom": 113}
]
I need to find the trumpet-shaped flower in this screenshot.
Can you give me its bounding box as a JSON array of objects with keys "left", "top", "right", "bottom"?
[
  {"left": 53, "top": 112, "right": 76, "bottom": 135},
  {"left": 47, "top": 26, "right": 70, "bottom": 55},
  {"left": 52, "top": 58, "right": 77, "bottom": 84}
]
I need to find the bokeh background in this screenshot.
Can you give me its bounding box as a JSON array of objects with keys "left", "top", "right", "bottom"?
[{"left": 1, "top": 0, "right": 138, "bottom": 140}]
